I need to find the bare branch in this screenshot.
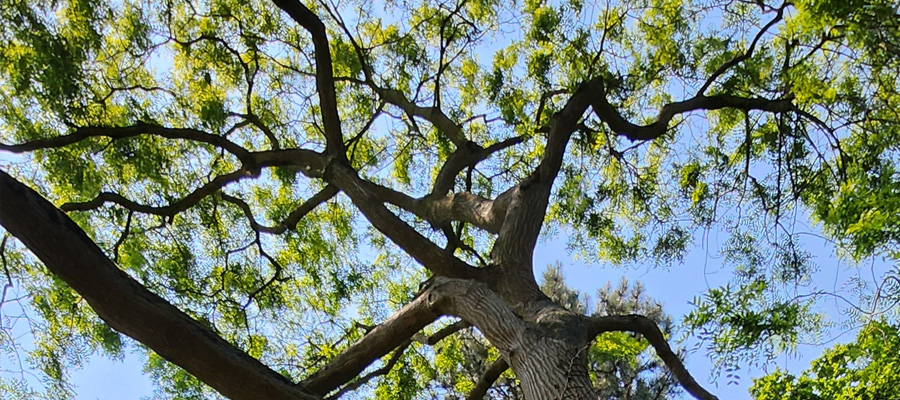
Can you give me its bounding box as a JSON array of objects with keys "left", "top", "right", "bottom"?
[
  {"left": 585, "top": 314, "right": 719, "bottom": 400},
  {"left": 0, "top": 170, "right": 320, "bottom": 400}
]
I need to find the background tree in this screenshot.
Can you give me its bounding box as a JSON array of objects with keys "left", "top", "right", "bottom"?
[
  {"left": 0, "top": 0, "right": 899, "bottom": 399},
  {"left": 750, "top": 320, "right": 900, "bottom": 400}
]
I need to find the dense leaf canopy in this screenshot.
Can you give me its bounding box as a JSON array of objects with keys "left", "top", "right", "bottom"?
[{"left": 0, "top": 0, "right": 899, "bottom": 398}]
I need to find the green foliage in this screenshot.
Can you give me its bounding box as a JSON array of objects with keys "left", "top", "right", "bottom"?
[
  {"left": 750, "top": 320, "right": 900, "bottom": 400},
  {"left": 0, "top": 0, "right": 899, "bottom": 397}
]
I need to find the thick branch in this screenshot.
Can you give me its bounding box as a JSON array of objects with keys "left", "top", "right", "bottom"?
[
  {"left": 326, "top": 319, "right": 469, "bottom": 399},
  {"left": 271, "top": 0, "right": 347, "bottom": 159},
  {"left": 425, "top": 277, "right": 597, "bottom": 399},
  {"left": 490, "top": 81, "right": 596, "bottom": 266},
  {"left": 431, "top": 136, "right": 524, "bottom": 197},
  {"left": 425, "top": 277, "right": 529, "bottom": 353},
  {"left": 326, "top": 341, "right": 412, "bottom": 400},
  {"left": 0, "top": 170, "right": 319, "bottom": 400},
  {"left": 585, "top": 314, "right": 718, "bottom": 400},
  {"left": 252, "top": 148, "right": 329, "bottom": 175},
  {"left": 300, "top": 289, "right": 441, "bottom": 394},
  {"left": 589, "top": 78, "right": 795, "bottom": 141},
  {"left": 370, "top": 180, "right": 512, "bottom": 234},
  {"left": 466, "top": 358, "right": 509, "bottom": 400}
]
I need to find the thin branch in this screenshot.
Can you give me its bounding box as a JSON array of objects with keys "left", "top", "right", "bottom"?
[
  {"left": 534, "top": 89, "right": 568, "bottom": 128},
  {"left": 698, "top": 2, "right": 789, "bottom": 94},
  {"left": 0, "top": 235, "right": 13, "bottom": 309},
  {"left": 229, "top": 112, "right": 282, "bottom": 150},
  {"left": 376, "top": 86, "right": 467, "bottom": 146},
  {"left": 243, "top": 236, "right": 290, "bottom": 309},
  {"left": 219, "top": 185, "right": 339, "bottom": 234},
  {"left": 61, "top": 169, "right": 251, "bottom": 217},
  {"left": 466, "top": 358, "right": 509, "bottom": 400},
  {"left": 0, "top": 123, "right": 254, "bottom": 163},
  {"left": 419, "top": 320, "right": 471, "bottom": 346},
  {"left": 111, "top": 210, "right": 134, "bottom": 263}
]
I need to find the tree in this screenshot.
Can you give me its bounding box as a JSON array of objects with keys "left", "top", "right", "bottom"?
[
  {"left": 750, "top": 320, "right": 900, "bottom": 400},
  {"left": 0, "top": 0, "right": 898, "bottom": 398}
]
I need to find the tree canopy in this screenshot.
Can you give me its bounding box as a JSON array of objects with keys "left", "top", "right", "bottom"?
[{"left": 0, "top": 0, "right": 899, "bottom": 398}]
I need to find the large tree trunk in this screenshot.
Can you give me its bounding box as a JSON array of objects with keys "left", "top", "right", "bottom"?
[
  {"left": 427, "top": 277, "right": 600, "bottom": 399},
  {"left": 506, "top": 334, "right": 598, "bottom": 399}
]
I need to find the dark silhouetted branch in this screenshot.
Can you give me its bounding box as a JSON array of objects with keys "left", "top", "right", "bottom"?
[{"left": 467, "top": 358, "right": 509, "bottom": 400}]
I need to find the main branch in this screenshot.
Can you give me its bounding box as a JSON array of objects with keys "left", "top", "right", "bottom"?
[{"left": 0, "top": 170, "right": 320, "bottom": 400}]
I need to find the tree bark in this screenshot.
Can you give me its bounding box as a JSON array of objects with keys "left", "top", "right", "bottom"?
[{"left": 428, "top": 277, "right": 600, "bottom": 399}]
